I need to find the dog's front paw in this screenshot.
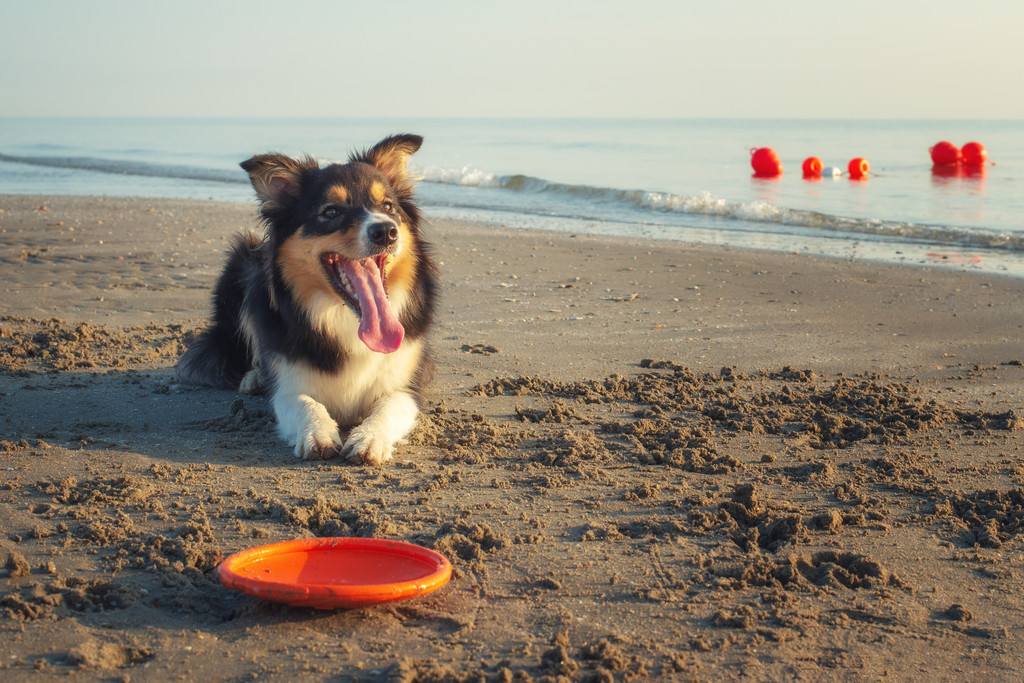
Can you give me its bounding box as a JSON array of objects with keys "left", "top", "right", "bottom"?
[
  {"left": 297, "top": 425, "right": 344, "bottom": 460},
  {"left": 295, "top": 410, "right": 344, "bottom": 460},
  {"left": 342, "top": 426, "right": 394, "bottom": 466}
]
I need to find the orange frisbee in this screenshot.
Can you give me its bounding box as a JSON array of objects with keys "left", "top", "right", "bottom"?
[{"left": 217, "top": 537, "right": 452, "bottom": 609}]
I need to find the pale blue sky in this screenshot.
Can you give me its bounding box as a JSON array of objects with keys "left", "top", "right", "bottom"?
[{"left": 2, "top": 0, "right": 1021, "bottom": 118}]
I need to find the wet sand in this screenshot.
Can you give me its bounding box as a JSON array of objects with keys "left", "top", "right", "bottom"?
[{"left": 1, "top": 194, "right": 1023, "bottom": 681}]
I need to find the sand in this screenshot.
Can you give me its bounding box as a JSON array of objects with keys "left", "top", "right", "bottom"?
[{"left": 1, "top": 193, "right": 1023, "bottom": 681}]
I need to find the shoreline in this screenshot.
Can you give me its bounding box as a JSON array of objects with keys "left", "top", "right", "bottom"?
[
  {"left": 426, "top": 203, "right": 1024, "bottom": 281},
  {"left": 4, "top": 187, "right": 1023, "bottom": 280},
  {"left": 1, "top": 193, "right": 1023, "bottom": 680}
]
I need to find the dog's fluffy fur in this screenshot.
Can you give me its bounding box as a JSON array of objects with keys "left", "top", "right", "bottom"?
[{"left": 177, "top": 134, "right": 437, "bottom": 465}]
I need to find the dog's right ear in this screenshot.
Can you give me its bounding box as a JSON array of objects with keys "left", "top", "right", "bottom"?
[{"left": 239, "top": 154, "right": 317, "bottom": 212}]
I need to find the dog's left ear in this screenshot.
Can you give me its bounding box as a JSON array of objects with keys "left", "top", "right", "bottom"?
[{"left": 353, "top": 134, "right": 423, "bottom": 189}]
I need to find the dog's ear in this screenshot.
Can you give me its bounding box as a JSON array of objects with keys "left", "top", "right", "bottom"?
[
  {"left": 240, "top": 154, "right": 317, "bottom": 211},
  {"left": 352, "top": 134, "right": 423, "bottom": 190}
]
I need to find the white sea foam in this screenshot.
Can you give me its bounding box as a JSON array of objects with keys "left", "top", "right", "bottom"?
[
  {"left": 412, "top": 164, "right": 1024, "bottom": 252},
  {"left": 415, "top": 164, "right": 501, "bottom": 188}
]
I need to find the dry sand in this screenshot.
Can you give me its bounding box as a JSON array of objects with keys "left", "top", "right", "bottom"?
[{"left": 1, "top": 194, "right": 1023, "bottom": 681}]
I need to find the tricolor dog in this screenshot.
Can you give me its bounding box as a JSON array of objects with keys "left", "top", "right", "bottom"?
[{"left": 177, "top": 134, "right": 437, "bottom": 465}]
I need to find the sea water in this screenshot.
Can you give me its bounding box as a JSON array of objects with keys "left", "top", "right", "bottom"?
[{"left": 0, "top": 117, "right": 1021, "bottom": 276}]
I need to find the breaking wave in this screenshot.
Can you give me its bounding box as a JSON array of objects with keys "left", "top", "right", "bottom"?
[
  {"left": 416, "top": 165, "right": 1023, "bottom": 251},
  {"left": 2, "top": 152, "right": 1020, "bottom": 252}
]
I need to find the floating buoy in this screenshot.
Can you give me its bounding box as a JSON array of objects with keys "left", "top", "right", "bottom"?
[
  {"left": 801, "top": 157, "right": 823, "bottom": 177},
  {"left": 961, "top": 141, "right": 987, "bottom": 165},
  {"left": 821, "top": 166, "right": 842, "bottom": 177},
  {"left": 848, "top": 158, "right": 869, "bottom": 179},
  {"left": 930, "top": 141, "right": 960, "bottom": 166},
  {"left": 750, "top": 147, "right": 783, "bottom": 177}
]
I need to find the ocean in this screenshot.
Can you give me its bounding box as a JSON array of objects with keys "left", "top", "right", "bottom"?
[{"left": 1, "top": 117, "right": 1022, "bottom": 276}]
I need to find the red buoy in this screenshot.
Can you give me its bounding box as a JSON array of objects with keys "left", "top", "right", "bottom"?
[
  {"left": 930, "top": 141, "right": 960, "bottom": 166},
  {"left": 801, "top": 157, "right": 823, "bottom": 177},
  {"left": 750, "top": 147, "right": 783, "bottom": 177},
  {"left": 848, "top": 158, "right": 869, "bottom": 179},
  {"left": 961, "top": 141, "right": 987, "bottom": 165}
]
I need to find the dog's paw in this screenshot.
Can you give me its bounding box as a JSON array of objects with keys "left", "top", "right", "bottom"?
[
  {"left": 342, "top": 426, "right": 394, "bottom": 466},
  {"left": 295, "top": 415, "right": 344, "bottom": 460},
  {"left": 239, "top": 369, "right": 264, "bottom": 395}
]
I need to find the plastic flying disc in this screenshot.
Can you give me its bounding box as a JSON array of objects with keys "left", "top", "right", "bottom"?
[{"left": 217, "top": 537, "right": 452, "bottom": 609}]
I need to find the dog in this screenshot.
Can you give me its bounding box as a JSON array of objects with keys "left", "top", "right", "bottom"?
[{"left": 177, "top": 134, "right": 437, "bottom": 465}]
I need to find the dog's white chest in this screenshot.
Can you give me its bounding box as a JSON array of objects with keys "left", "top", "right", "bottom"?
[{"left": 270, "top": 339, "right": 422, "bottom": 426}]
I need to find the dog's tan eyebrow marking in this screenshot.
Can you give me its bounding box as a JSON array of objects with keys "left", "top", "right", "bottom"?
[
  {"left": 327, "top": 186, "right": 349, "bottom": 204},
  {"left": 370, "top": 181, "right": 387, "bottom": 204}
]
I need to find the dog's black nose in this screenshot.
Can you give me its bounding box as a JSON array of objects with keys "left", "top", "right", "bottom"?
[{"left": 368, "top": 221, "right": 399, "bottom": 247}]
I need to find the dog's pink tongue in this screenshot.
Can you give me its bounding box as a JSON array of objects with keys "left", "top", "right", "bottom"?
[{"left": 341, "top": 259, "right": 404, "bottom": 353}]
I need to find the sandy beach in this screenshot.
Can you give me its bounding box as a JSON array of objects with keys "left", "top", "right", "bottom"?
[{"left": 1, "top": 193, "right": 1023, "bottom": 681}]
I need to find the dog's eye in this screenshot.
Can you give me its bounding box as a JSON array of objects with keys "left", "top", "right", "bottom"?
[
  {"left": 321, "top": 207, "right": 340, "bottom": 219},
  {"left": 381, "top": 201, "right": 395, "bottom": 214}
]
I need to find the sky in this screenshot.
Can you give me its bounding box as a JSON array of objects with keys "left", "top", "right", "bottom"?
[{"left": 2, "top": 0, "right": 1022, "bottom": 119}]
